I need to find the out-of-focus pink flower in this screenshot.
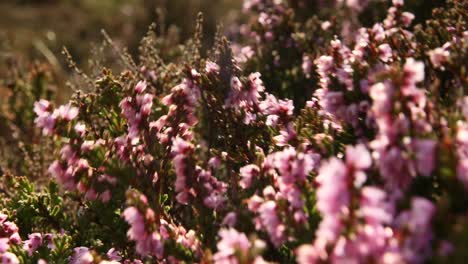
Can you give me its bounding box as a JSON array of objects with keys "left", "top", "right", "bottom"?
[
  {"left": 1, "top": 252, "right": 19, "bottom": 264},
  {"left": 222, "top": 212, "right": 237, "bottom": 227},
  {"left": 258, "top": 200, "right": 285, "bottom": 247},
  {"left": 302, "top": 55, "right": 313, "bottom": 76},
  {"left": 34, "top": 100, "right": 57, "bottom": 135},
  {"left": 213, "top": 228, "right": 252, "bottom": 263},
  {"left": 23, "top": 233, "right": 42, "bottom": 256},
  {"left": 57, "top": 104, "right": 79, "bottom": 121},
  {"left": 412, "top": 139, "right": 436, "bottom": 177},
  {"left": 378, "top": 44, "right": 392, "bottom": 62},
  {"left": 370, "top": 81, "right": 393, "bottom": 116},
  {"left": 359, "top": 187, "right": 392, "bottom": 224},
  {"left": 0, "top": 238, "right": 9, "bottom": 253},
  {"left": 70, "top": 247, "right": 93, "bottom": 264},
  {"left": 296, "top": 244, "right": 318, "bottom": 264},
  {"left": 239, "top": 164, "right": 260, "bottom": 189},
  {"left": 205, "top": 61, "right": 220, "bottom": 74},
  {"left": 316, "top": 158, "right": 349, "bottom": 243},
  {"left": 74, "top": 123, "right": 86, "bottom": 136},
  {"left": 134, "top": 80, "right": 147, "bottom": 94},
  {"left": 203, "top": 192, "right": 225, "bottom": 210},
  {"left": 346, "top": 144, "right": 372, "bottom": 170},
  {"left": 401, "top": 12, "right": 415, "bottom": 27},
  {"left": 107, "top": 248, "right": 122, "bottom": 261},
  {"left": 33, "top": 99, "right": 51, "bottom": 116},
  {"left": 403, "top": 58, "right": 425, "bottom": 89},
  {"left": 429, "top": 47, "right": 450, "bottom": 69},
  {"left": 392, "top": 0, "right": 404, "bottom": 7},
  {"left": 123, "top": 207, "right": 146, "bottom": 240}
]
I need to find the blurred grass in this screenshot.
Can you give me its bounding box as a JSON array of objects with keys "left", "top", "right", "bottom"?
[{"left": 0, "top": 0, "right": 242, "bottom": 79}]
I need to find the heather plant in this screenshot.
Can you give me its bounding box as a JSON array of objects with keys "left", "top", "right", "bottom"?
[{"left": 0, "top": 0, "right": 467, "bottom": 263}]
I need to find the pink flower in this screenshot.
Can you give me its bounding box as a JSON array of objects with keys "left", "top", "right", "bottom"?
[
  {"left": 23, "top": 233, "right": 42, "bottom": 256},
  {"left": 392, "top": 0, "right": 404, "bottom": 7},
  {"left": 401, "top": 12, "right": 415, "bottom": 27},
  {"left": 176, "top": 191, "right": 190, "bottom": 205},
  {"left": 74, "top": 122, "right": 86, "bottom": 136},
  {"left": 33, "top": 99, "right": 51, "bottom": 116},
  {"left": 370, "top": 81, "right": 393, "bottom": 116},
  {"left": 296, "top": 244, "right": 319, "bottom": 264},
  {"left": 0, "top": 238, "right": 9, "bottom": 253},
  {"left": 123, "top": 207, "right": 146, "bottom": 240},
  {"left": 48, "top": 160, "right": 64, "bottom": 178},
  {"left": 239, "top": 164, "right": 260, "bottom": 189},
  {"left": 413, "top": 139, "right": 436, "bottom": 177},
  {"left": 404, "top": 58, "right": 425, "bottom": 86},
  {"left": 345, "top": 0, "right": 370, "bottom": 11},
  {"left": 70, "top": 247, "right": 93, "bottom": 264},
  {"left": 222, "top": 212, "right": 237, "bottom": 227},
  {"left": 1, "top": 252, "right": 19, "bottom": 264},
  {"left": 346, "top": 144, "right": 372, "bottom": 170},
  {"left": 429, "top": 47, "right": 450, "bottom": 69},
  {"left": 359, "top": 187, "right": 392, "bottom": 224},
  {"left": 57, "top": 104, "right": 79, "bottom": 121},
  {"left": 203, "top": 192, "right": 225, "bottom": 210},
  {"left": 100, "top": 190, "right": 112, "bottom": 203},
  {"left": 258, "top": 201, "right": 285, "bottom": 247},
  {"left": 316, "top": 56, "right": 334, "bottom": 78},
  {"left": 205, "top": 61, "right": 220, "bottom": 74},
  {"left": 106, "top": 248, "right": 122, "bottom": 261},
  {"left": 213, "top": 228, "right": 251, "bottom": 263},
  {"left": 395, "top": 197, "right": 435, "bottom": 263},
  {"left": 378, "top": 44, "right": 392, "bottom": 62},
  {"left": 172, "top": 137, "right": 193, "bottom": 155},
  {"left": 315, "top": 157, "right": 350, "bottom": 248},
  {"left": 34, "top": 100, "right": 57, "bottom": 135},
  {"left": 134, "top": 80, "right": 147, "bottom": 94},
  {"left": 302, "top": 55, "right": 313, "bottom": 76}
]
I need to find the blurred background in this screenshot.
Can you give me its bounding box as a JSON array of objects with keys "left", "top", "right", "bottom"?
[{"left": 0, "top": 0, "right": 242, "bottom": 79}]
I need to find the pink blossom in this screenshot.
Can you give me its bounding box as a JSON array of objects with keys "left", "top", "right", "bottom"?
[
  {"left": 22, "top": 233, "right": 42, "bottom": 256},
  {"left": 396, "top": 197, "right": 435, "bottom": 263},
  {"left": 258, "top": 200, "right": 285, "bottom": 247},
  {"left": 239, "top": 164, "right": 260, "bottom": 189},
  {"left": 1, "top": 252, "right": 19, "bottom": 264},
  {"left": 302, "top": 55, "right": 313, "bottom": 76},
  {"left": 296, "top": 244, "right": 319, "bottom": 264},
  {"left": 403, "top": 58, "right": 425, "bottom": 87},
  {"left": 359, "top": 187, "right": 392, "bottom": 224},
  {"left": 222, "top": 212, "right": 237, "bottom": 227},
  {"left": 429, "top": 47, "right": 450, "bottom": 69},
  {"left": 370, "top": 81, "right": 393, "bottom": 116},
  {"left": 392, "top": 0, "right": 404, "bottom": 7},
  {"left": 107, "top": 248, "right": 122, "bottom": 261},
  {"left": 412, "top": 139, "right": 436, "bottom": 177},
  {"left": 134, "top": 80, "right": 147, "bottom": 94},
  {"left": 74, "top": 123, "right": 86, "bottom": 136},
  {"left": 123, "top": 207, "right": 146, "bottom": 240},
  {"left": 33, "top": 99, "right": 51, "bottom": 116},
  {"left": 57, "top": 104, "right": 79, "bottom": 121},
  {"left": 70, "top": 247, "right": 93, "bottom": 264},
  {"left": 34, "top": 100, "right": 57, "bottom": 135},
  {"left": 213, "top": 228, "right": 251, "bottom": 263},
  {"left": 378, "top": 44, "right": 392, "bottom": 62},
  {"left": 401, "top": 12, "right": 415, "bottom": 27},
  {"left": 203, "top": 192, "right": 225, "bottom": 210},
  {"left": 0, "top": 239, "right": 9, "bottom": 254},
  {"left": 457, "top": 123, "right": 468, "bottom": 188},
  {"left": 346, "top": 144, "right": 372, "bottom": 170},
  {"left": 205, "top": 61, "right": 220, "bottom": 74}
]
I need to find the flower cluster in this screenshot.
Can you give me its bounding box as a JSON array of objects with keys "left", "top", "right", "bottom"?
[{"left": 0, "top": 0, "right": 465, "bottom": 263}]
